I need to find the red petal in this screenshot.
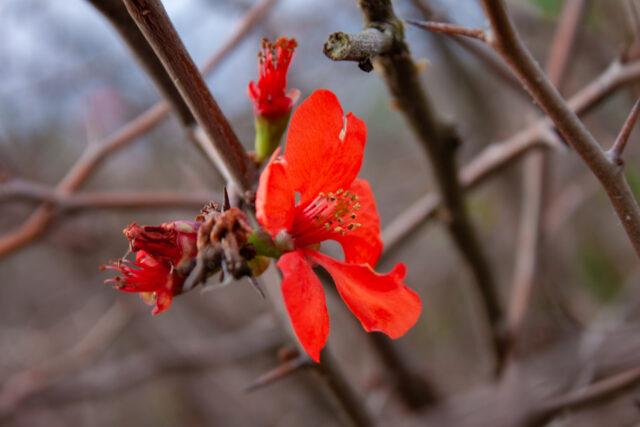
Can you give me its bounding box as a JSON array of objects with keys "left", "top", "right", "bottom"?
[
  {"left": 284, "top": 90, "right": 366, "bottom": 206},
  {"left": 152, "top": 290, "right": 173, "bottom": 315},
  {"left": 256, "top": 149, "right": 296, "bottom": 236},
  {"left": 331, "top": 179, "right": 382, "bottom": 266},
  {"left": 278, "top": 250, "right": 330, "bottom": 362},
  {"left": 305, "top": 250, "right": 421, "bottom": 339}
]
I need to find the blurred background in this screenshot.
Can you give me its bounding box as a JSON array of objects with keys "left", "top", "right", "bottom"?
[{"left": 2, "top": 0, "right": 640, "bottom": 425}]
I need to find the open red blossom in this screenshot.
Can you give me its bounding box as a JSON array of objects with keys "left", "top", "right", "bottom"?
[
  {"left": 103, "top": 221, "right": 199, "bottom": 315},
  {"left": 256, "top": 90, "right": 422, "bottom": 362},
  {"left": 248, "top": 37, "right": 298, "bottom": 119}
]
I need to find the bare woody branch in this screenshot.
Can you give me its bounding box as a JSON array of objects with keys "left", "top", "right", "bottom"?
[
  {"left": 122, "top": 0, "right": 253, "bottom": 192},
  {"left": 1, "top": 180, "right": 216, "bottom": 211},
  {"left": 86, "top": 0, "right": 194, "bottom": 125},
  {"left": 411, "top": 1, "right": 640, "bottom": 259},
  {"left": 0, "top": 0, "right": 277, "bottom": 259},
  {"left": 507, "top": 0, "right": 588, "bottom": 365},
  {"left": 382, "top": 59, "right": 640, "bottom": 258},
  {"left": 409, "top": 0, "right": 525, "bottom": 98},
  {"left": 528, "top": 364, "right": 640, "bottom": 426},
  {"left": 405, "top": 20, "right": 488, "bottom": 42},
  {"left": 477, "top": 0, "right": 640, "bottom": 259},
  {"left": 325, "top": 0, "right": 507, "bottom": 376},
  {"left": 608, "top": 98, "right": 640, "bottom": 165}
]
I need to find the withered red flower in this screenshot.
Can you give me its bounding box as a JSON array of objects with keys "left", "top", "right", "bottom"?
[
  {"left": 248, "top": 37, "right": 298, "bottom": 119},
  {"left": 256, "top": 90, "right": 422, "bottom": 361},
  {"left": 103, "top": 221, "right": 199, "bottom": 315}
]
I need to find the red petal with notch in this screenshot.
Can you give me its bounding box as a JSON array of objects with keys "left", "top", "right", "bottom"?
[
  {"left": 284, "top": 90, "right": 366, "bottom": 206},
  {"left": 305, "top": 249, "right": 421, "bottom": 339},
  {"left": 278, "top": 250, "right": 330, "bottom": 362},
  {"left": 256, "top": 150, "right": 296, "bottom": 237},
  {"left": 331, "top": 179, "right": 382, "bottom": 266}
]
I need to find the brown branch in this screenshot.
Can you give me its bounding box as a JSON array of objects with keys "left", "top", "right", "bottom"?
[
  {"left": 0, "top": 302, "right": 134, "bottom": 420},
  {"left": 381, "top": 59, "right": 640, "bottom": 258},
  {"left": 527, "top": 365, "right": 640, "bottom": 426},
  {"left": 367, "top": 333, "right": 438, "bottom": 408},
  {"left": 244, "top": 353, "right": 311, "bottom": 393},
  {"left": 86, "top": 0, "right": 194, "bottom": 125},
  {"left": 326, "top": 0, "right": 507, "bottom": 377},
  {"left": 315, "top": 349, "right": 374, "bottom": 427},
  {"left": 1, "top": 180, "right": 216, "bottom": 211},
  {"left": 478, "top": 0, "right": 640, "bottom": 259},
  {"left": 0, "top": 0, "right": 276, "bottom": 259},
  {"left": 507, "top": 0, "right": 588, "bottom": 365},
  {"left": 122, "top": 0, "right": 253, "bottom": 192},
  {"left": 1, "top": 319, "right": 281, "bottom": 421},
  {"left": 405, "top": 20, "right": 488, "bottom": 42},
  {"left": 408, "top": 0, "right": 526, "bottom": 98},
  {"left": 608, "top": 98, "right": 640, "bottom": 165}
]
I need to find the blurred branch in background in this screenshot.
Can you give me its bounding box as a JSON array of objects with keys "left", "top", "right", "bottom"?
[
  {"left": 413, "top": 1, "right": 640, "bottom": 259},
  {"left": 0, "top": 0, "right": 277, "bottom": 259},
  {"left": 87, "top": 0, "right": 195, "bottom": 126},
  {"left": 0, "top": 178, "right": 216, "bottom": 211},
  {"left": 382, "top": 57, "right": 640, "bottom": 256},
  {"left": 0, "top": 314, "right": 281, "bottom": 424},
  {"left": 0, "top": 301, "right": 134, "bottom": 423},
  {"left": 507, "top": 0, "right": 588, "bottom": 368}
]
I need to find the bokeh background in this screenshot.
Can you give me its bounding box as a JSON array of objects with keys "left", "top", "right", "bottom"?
[{"left": 2, "top": 0, "right": 640, "bottom": 425}]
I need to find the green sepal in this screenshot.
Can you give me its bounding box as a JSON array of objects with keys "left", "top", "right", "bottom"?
[
  {"left": 254, "top": 113, "right": 290, "bottom": 163},
  {"left": 248, "top": 229, "right": 282, "bottom": 259}
]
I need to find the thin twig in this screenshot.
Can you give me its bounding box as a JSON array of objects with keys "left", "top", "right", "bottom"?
[
  {"left": 409, "top": 0, "right": 525, "bottom": 98},
  {"left": 527, "top": 365, "right": 640, "bottom": 427},
  {"left": 381, "top": 59, "right": 640, "bottom": 258},
  {"left": 0, "top": 319, "right": 281, "bottom": 421},
  {"left": 506, "top": 0, "right": 588, "bottom": 364},
  {"left": 608, "top": 98, "right": 640, "bottom": 165},
  {"left": 244, "top": 354, "right": 311, "bottom": 393},
  {"left": 406, "top": 20, "right": 487, "bottom": 42},
  {"left": 0, "top": 302, "right": 134, "bottom": 420},
  {"left": 1, "top": 180, "right": 216, "bottom": 211},
  {"left": 0, "top": 0, "right": 276, "bottom": 259},
  {"left": 122, "top": 0, "right": 253, "bottom": 192}
]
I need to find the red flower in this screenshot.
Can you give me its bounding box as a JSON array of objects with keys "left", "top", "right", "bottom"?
[
  {"left": 103, "top": 221, "right": 199, "bottom": 315},
  {"left": 256, "top": 90, "right": 422, "bottom": 361},
  {"left": 248, "top": 37, "right": 298, "bottom": 119}
]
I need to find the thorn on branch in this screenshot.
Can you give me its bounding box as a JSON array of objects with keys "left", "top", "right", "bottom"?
[
  {"left": 406, "top": 19, "right": 488, "bottom": 42},
  {"left": 608, "top": 98, "right": 640, "bottom": 166},
  {"left": 244, "top": 351, "right": 312, "bottom": 393}
]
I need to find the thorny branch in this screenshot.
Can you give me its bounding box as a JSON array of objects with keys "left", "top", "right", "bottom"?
[
  {"left": 86, "top": 0, "right": 194, "bottom": 125},
  {"left": 477, "top": 0, "right": 640, "bottom": 259},
  {"left": 381, "top": 59, "right": 640, "bottom": 258},
  {"left": 608, "top": 98, "right": 640, "bottom": 165},
  {"left": 325, "top": 0, "right": 507, "bottom": 376},
  {"left": 122, "top": 0, "right": 253, "bottom": 192},
  {"left": 120, "top": 1, "right": 374, "bottom": 425},
  {"left": 0, "top": 0, "right": 277, "bottom": 259}
]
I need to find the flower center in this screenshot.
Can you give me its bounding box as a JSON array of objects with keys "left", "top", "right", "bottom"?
[{"left": 293, "top": 189, "right": 362, "bottom": 245}]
